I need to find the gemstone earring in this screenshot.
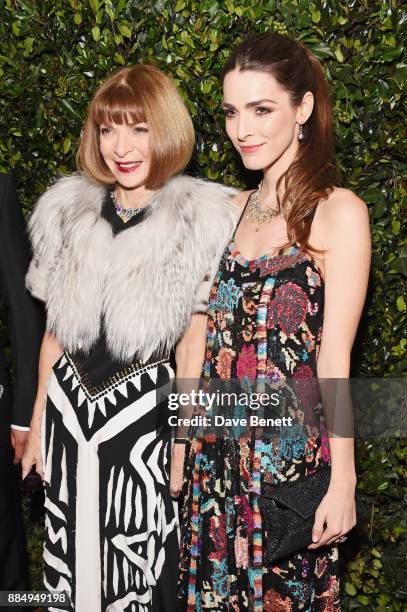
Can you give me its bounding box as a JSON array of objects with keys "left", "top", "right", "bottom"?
[{"left": 298, "top": 124, "right": 304, "bottom": 142}]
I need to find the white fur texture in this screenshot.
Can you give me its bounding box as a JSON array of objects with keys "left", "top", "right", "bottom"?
[{"left": 26, "top": 173, "right": 238, "bottom": 362}]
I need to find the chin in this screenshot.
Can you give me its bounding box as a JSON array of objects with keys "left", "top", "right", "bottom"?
[
  {"left": 241, "top": 157, "right": 268, "bottom": 171},
  {"left": 241, "top": 151, "right": 283, "bottom": 172},
  {"left": 243, "top": 163, "right": 264, "bottom": 172},
  {"left": 115, "top": 174, "right": 147, "bottom": 189}
]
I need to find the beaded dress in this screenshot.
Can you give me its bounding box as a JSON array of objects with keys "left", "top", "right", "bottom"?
[{"left": 178, "top": 198, "right": 340, "bottom": 611}]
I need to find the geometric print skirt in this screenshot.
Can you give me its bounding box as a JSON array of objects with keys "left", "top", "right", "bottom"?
[{"left": 41, "top": 352, "right": 179, "bottom": 612}]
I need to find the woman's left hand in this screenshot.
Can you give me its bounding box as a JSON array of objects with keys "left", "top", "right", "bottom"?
[{"left": 308, "top": 479, "right": 357, "bottom": 549}]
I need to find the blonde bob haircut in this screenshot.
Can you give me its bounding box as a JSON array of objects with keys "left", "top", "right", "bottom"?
[{"left": 77, "top": 64, "right": 195, "bottom": 189}]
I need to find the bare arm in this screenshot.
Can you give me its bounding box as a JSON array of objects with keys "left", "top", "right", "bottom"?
[
  {"left": 21, "top": 331, "right": 63, "bottom": 479},
  {"left": 169, "top": 190, "right": 241, "bottom": 496},
  {"left": 316, "top": 190, "right": 371, "bottom": 482},
  {"left": 176, "top": 315, "right": 208, "bottom": 378},
  {"left": 170, "top": 314, "right": 208, "bottom": 497},
  {"left": 309, "top": 188, "right": 371, "bottom": 548}
]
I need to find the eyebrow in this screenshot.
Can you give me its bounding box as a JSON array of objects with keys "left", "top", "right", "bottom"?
[{"left": 223, "top": 98, "right": 277, "bottom": 109}]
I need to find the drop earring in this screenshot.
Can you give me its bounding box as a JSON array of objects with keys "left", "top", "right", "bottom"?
[{"left": 297, "top": 124, "right": 304, "bottom": 142}]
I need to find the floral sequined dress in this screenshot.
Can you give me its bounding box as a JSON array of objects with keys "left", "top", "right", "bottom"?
[{"left": 178, "top": 236, "right": 340, "bottom": 611}]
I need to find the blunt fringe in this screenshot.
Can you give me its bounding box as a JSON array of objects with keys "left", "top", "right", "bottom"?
[
  {"left": 77, "top": 64, "right": 195, "bottom": 189},
  {"left": 222, "top": 32, "right": 338, "bottom": 254}
]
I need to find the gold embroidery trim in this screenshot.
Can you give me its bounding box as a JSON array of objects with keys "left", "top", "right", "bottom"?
[{"left": 65, "top": 352, "right": 170, "bottom": 400}]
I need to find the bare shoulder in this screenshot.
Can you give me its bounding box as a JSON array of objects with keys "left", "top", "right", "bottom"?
[
  {"left": 232, "top": 189, "right": 254, "bottom": 212},
  {"left": 311, "top": 187, "right": 370, "bottom": 257},
  {"left": 313, "top": 188, "right": 368, "bottom": 238},
  {"left": 317, "top": 187, "right": 369, "bottom": 226}
]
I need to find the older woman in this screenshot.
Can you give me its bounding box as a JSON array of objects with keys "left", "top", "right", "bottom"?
[{"left": 22, "top": 64, "right": 237, "bottom": 612}]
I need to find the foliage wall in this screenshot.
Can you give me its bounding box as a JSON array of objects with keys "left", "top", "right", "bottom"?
[{"left": 0, "top": 0, "right": 406, "bottom": 608}]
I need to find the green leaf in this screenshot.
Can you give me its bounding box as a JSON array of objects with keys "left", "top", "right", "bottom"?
[
  {"left": 309, "top": 42, "right": 336, "bottom": 60},
  {"left": 390, "top": 256, "right": 407, "bottom": 276},
  {"left": 59, "top": 98, "right": 81, "bottom": 118},
  {"left": 311, "top": 9, "right": 321, "bottom": 24},
  {"left": 105, "top": 6, "right": 115, "bottom": 21},
  {"left": 392, "top": 220, "right": 400, "bottom": 235},
  {"left": 114, "top": 53, "right": 125, "bottom": 65},
  {"left": 12, "top": 21, "right": 21, "bottom": 36},
  {"left": 116, "top": 0, "right": 126, "bottom": 13},
  {"left": 92, "top": 26, "right": 100, "bottom": 42},
  {"left": 118, "top": 24, "right": 132, "bottom": 38},
  {"left": 394, "top": 62, "right": 407, "bottom": 81},
  {"left": 371, "top": 199, "right": 386, "bottom": 219},
  {"left": 377, "top": 594, "right": 390, "bottom": 605},
  {"left": 380, "top": 47, "right": 403, "bottom": 62},
  {"left": 396, "top": 296, "right": 406, "bottom": 312},
  {"left": 63, "top": 137, "right": 71, "bottom": 154},
  {"left": 335, "top": 47, "right": 344, "bottom": 62},
  {"left": 23, "top": 37, "right": 34, "bottom": 56},
  {"left": 345, "top": 582, "right": 357, "bottom": 596},
  {"left": 357, "top": 595, "right": 370, "bottom": 606},
  {"left": 73, "top": 12, "right": 81, "bottom": 25}
]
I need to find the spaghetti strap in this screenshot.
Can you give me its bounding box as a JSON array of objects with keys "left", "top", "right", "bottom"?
[
  {"left": 232, "top": 190, "right": 256, "bottom": 239},
  {"left": 309, "top": 206, "right": 317, "bottom": 223}
]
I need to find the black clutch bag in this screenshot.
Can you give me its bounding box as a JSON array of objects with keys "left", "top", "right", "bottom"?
[{"left": 257, "top": 464, "right": 335, "bottom": 564}]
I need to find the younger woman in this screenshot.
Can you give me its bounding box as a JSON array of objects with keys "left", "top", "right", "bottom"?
[{"left": 175, "top": 33, "right": 371, "bottom": 610}]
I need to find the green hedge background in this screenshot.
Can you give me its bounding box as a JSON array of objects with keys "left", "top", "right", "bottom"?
[{"left": 0, "top": 0, "right": 406, "bottom": 608}]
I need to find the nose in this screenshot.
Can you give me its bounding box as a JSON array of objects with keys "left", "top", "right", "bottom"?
[
  {"left": 236, "top": 114, "right": 253, "bottom": 142},
  {"left": 114, "top": 130, "right": 134, "bottom": 157}
]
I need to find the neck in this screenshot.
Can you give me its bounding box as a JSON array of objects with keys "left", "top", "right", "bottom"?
[
  {"left": 115, "top": 184, "right": 156, "bottom": 209},
  {"left": 261, "top": 138, "right": 299, "bottom": 203}
]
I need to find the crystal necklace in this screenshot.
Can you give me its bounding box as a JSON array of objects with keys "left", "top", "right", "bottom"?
[
  {"left": 246, "top": 181, "right": 280, "bottom": 232},
  {"left": 111, "top": 190, "right": 157, "bottom": 222}
]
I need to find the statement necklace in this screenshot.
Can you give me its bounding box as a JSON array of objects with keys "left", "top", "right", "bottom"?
[
  {"left": 111, "top": 190, "right": 157, "bottom": 222},
  {"left": 246, "top": 182, "right": 280, "bottom": 232}
]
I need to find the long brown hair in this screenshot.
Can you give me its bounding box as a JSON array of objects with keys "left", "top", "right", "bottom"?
[{"left": 222, "top": 32, "right": 338, "bottom": 254}]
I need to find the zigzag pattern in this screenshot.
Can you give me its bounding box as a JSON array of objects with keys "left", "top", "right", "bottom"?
[{"left": 42, "top": 355, "right": 178, "bottom": 611}]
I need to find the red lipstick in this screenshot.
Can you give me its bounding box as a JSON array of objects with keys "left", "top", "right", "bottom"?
[{"left": 115, "top": 161, "right": 142, "bottom": 173}]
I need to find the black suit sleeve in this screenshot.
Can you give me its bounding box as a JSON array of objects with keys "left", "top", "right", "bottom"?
[{"left": 0, "top": 175, "right": 44, "bottom": 428}]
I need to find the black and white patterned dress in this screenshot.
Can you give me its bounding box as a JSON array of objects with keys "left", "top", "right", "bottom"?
[{"left": 41, "top": 193, "right": 179, "bottom": 612}]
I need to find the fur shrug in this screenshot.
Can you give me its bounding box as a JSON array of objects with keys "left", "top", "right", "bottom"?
[{"left": 26, "top": 173, "right": 238, "bottom": 362}]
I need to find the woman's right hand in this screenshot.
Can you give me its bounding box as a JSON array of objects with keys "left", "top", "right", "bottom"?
[
  {"left": 170, "top": 443, "right": 186, "bottom": 498},
  {"left": 20, "top": 332, "right": 63, "bottom": 481},
  {"left": 21, "top": 426, "right": 43, "bottom": 480}
]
